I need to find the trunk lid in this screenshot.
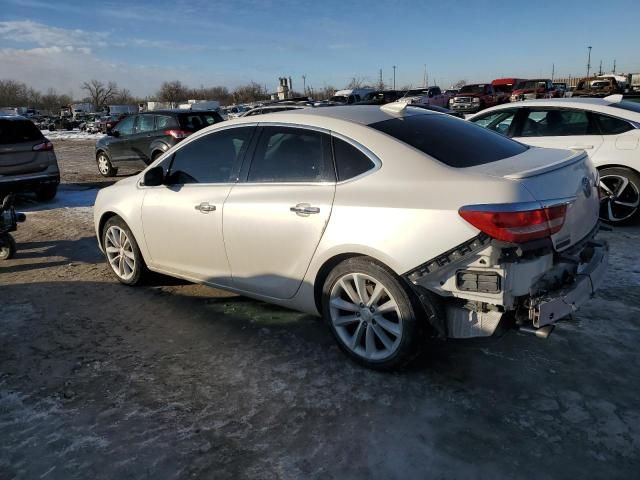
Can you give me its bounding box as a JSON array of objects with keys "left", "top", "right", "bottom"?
[{"left": 469, "top": 147, "right": 600, "bottom": 251}]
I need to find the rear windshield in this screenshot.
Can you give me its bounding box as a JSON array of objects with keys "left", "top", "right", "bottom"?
[
  {"left": 0, "top": 119, "right": 44, "bottom": 145},
  {"left": 610, "top": 100, "right": 640, "bottom": 114},
  {"left": 369, "top": 113, "right": 528, "bottom": 168},
  {"left": 178, "top": 112, "right": 223, "bottom": 131}
]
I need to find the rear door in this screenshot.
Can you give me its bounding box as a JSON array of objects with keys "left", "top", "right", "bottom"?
[
  {"left": 512, "top": 107, "right": 604, "bottom": 154},
  {"left": 223, "top": 125, "right": 336, "bottom": 299},
  {"left": 0, "top": 119, "right": 46, "bottom": 176},
  {"left": 129, "top": 114, "right": 156, "bottom": 163}
]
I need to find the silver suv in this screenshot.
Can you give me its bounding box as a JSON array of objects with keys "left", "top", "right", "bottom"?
[{"left": 0, "top": 116, "right": 60, "bottom": 201}]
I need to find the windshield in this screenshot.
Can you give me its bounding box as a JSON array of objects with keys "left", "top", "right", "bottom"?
[
  {"left": 459, "top": 85, "right": 485, "bottom": 94},
  {"left": 516, "top": 81, "right": 546, "bottom": 90},
  {"left": 369, "top": 113, "right": 527, "bottom": 168}
]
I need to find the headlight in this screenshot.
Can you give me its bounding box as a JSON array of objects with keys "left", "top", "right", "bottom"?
[{"left": 472, "top": 98, "right": 480, "bottom": 103}]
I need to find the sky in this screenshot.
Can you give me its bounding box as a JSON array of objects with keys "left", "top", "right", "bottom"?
[{"left": 1, "top": 0, "right": 639, "bottom": 99}]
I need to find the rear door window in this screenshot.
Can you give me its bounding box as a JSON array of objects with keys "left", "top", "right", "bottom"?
[
  {"left": 179, "top": 113, "right": 222, "bottom": 131},
  {"left": 247, "top": 126, "right": 334, "bottom": 182},
  {"left": 135, "top": 115, "right": 155, "bottom": 134},
  {"left": 369, "top": 114, "right": 528, "bottom": 168},
  {"left": 519, "top": 109, "right": 596, "bottom": 137},
  {"left": 156, "top": 115, "right": 178, "bottom": 129},
  {"left": 166, "top": 126, "right": 254, "bottom": 184},
  {"left": 332, "top": 137, "right": 375, "bottom": 181},
  {"left": 0, "top": 120, "right": 43, "bottom": 144}
]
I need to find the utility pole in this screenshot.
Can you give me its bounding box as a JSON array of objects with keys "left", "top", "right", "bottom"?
[
  {"left": 423, "top": 64, "right": 427, "bottom": 88},
  {"left": 586, "top": 46, "right": 592, "bottom": 78},
  {"left": 613, "top": 59, "right": 616, "bottom": 74},
  {"left": 379, "top": 68, "right": 383, "bottom": 89},
  {"left": 551, "top": 63, "right": 555, "bottom": 81},
  {"left": 598, "top": 60, "right": 603, "bottom": 76},
  {"left": 393, "top": 65, "right": 396, "bottom": 90},
  {"left": 302, "top": 75, "right": 306, "bottom": 95}
]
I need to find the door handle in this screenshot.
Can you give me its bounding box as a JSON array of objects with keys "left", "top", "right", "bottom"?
[
  {"left": 195, "top": 202, "right": 216, "bottom": 213},
  {"left": 290, "top": 203, "right": 320, "bottom": 215},
  {"left": 569, "top": 145, "right": 594, "bottom": 150}
]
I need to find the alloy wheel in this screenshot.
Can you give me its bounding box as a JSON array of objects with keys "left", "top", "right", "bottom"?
[
  {"left": 599, "top": 174, "right": 640, "bottom": 223},
  {"left": 329, "top": 272, "right": 403, "bottom": 361},
  {"left": 104, "top": 225, "right": 136, "bottom": 280},
  {"left": 98, "top": 155, "right": 110, "bottom": 175}
]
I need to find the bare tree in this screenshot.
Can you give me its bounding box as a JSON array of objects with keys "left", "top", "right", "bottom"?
[
  {"left": 81, "top": 79, "right": 118, "bottom": 109},
  {"left": 231, "top": 82, "right": 269, "bottom": 104},
  {"left": 112, "top": 88, "right": 136, "bottom": 105},
  {"left": 452, "top": 79, "right": 467, "bottom": 89},
  {"left": 157, "top": 80, "right": 188, "bottom": 106},
  {"left": 346, "top": 76, "right": 370, "bottom": 89}
]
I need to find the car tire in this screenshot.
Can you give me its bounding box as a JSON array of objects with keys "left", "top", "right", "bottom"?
[
  {"left": 102, "top": 216, "right": 147, "bottom": 285},
  {"left": 322, "top": 257, "right": 422, "bottom": 370},
  {"left": 0, "top": 234, "right": 16, "bottom": 260},
  {"left": 97, "top": 152, "right": 117, "bottom": 177},
  {"left": 598, "top": 167, "right": 640, "bottom": 225},
  {"left": 36, "top": 184, "right": 58, "bottom": 202},
  {"left": 151, "top": 150, "right": 163, "bottom": 162}
]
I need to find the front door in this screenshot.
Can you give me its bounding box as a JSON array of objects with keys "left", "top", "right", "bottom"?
[
  {"left": 224, "top": 125, "right": 336, "bottom": 299},
  {"left": 108, "top": 115, "right": 137, "bottom": 162},
  {"left": 141, "top": 126, "right": 255, "bottom": 283},
  {"left": 129, "top": 114, "right": 157, "bottom": 164},
  {"left": 512, "top": 107, "right": 604, "bottom": 155}
]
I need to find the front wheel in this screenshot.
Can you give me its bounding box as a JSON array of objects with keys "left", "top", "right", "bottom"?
[
  {"left": 102, "top": 217, "right": 147, "bottom": 285},
  {"left": 599, "top": 167, "right": 640, "bottom": 225},
  {"left": 97, "top": 152, "right": 117, "bottom": 177},
  {"left": 0, "top": 234, "right": 16, "bottom": 260},
  {"left": 322, "top": 257, "right": 421, "bottom": 370}
]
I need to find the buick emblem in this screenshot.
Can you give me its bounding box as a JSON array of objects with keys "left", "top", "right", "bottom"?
[{"left": 582, "top": 177, "right": 592, "bottom": 198}]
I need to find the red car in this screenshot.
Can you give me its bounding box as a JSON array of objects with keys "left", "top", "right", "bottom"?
[{"left": 510, "top": 79, "right": 561, "bottom": 102}]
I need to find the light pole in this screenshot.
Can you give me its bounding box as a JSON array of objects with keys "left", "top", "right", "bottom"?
[
  {"left": 302, "top": 75, "right": 306, "bottom": 95},
  {"left": 586, "top": 46, "right": 592, "bottom": 79},
  {"left": 392, "top": 65, "right": 396, "bottom": 90}
]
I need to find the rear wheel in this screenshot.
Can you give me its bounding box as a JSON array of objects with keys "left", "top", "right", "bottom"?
[
  {"left": 599, "top": 167, "right": 640, "bottom": 225},
  {"left": 36, "top": 184, "right": 58, "bottom": 202},
  {"left": 97, "top": 152, "right": 117, "bottom": 177},
  {"left": 0, "top": 234, "right": 16, "bottom": 260},
  {"left": 102, "top": 216, "right": 147, "bottom": 285},
  {"left": 322, "top": 257, "right": 421, "bottom": 370}
]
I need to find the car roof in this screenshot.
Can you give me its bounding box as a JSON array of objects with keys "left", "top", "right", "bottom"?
[{"left": 467, "top": 97, "right": 640, "bottom": 120}]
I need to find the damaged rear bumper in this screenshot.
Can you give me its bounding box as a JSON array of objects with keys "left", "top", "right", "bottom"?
[
  {"left": 529, "top": 241, "right": 608, "bottom": 328},
  {"left": 405, "top": 229, "right": 609, "bottom": 339}
]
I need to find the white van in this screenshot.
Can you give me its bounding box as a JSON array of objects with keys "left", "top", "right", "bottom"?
[{"left": 329, "top": 88, "right": 376, "bottom": 104}]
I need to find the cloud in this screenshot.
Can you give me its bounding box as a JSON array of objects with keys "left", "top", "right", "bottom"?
[
  {"left": 0, "top": 20, "right": 109, "bottom": 48},
  {"left": 0, "top": 46, "right": 210, "bottom": 97}
]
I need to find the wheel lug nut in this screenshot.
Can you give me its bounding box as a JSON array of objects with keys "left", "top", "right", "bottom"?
[
  {"left": 359, "top": 303, "right": 364, "bottom": 308},
  {"left": 369, "top": 306, "right": 375, "bottom": 313},
  {"left": 356, "top": 312, "right": 360, "bottom": 317}
]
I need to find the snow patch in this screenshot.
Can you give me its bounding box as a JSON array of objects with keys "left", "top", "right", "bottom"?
[{"left": 41, "top": 129, "right": 105, "bottom": 141}]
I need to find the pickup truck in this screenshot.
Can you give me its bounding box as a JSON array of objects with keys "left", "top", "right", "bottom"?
[
  {"left": 510, "top": 79, "right": 560, "bottom": 101},
  {"left": 572, "top": 76, "right": 622, "bottom": 97},
  {"left": 449, "top": 84, "right": 498, "bottom": 113},
  {"left": 397, "top": 86, "right": 448, "bottom": 108}
]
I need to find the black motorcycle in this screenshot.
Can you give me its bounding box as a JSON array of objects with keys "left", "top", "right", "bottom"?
[{"left": 0, "top": 195, "right": 26, "bottom": 260}]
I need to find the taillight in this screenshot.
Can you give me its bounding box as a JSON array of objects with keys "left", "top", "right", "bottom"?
[
  {"left": 33, "top": 140, "right": 54, "bottom": 151},
  {"left": 164, "top": 129, "right": 191, "bottom": 139},
  {"left": 459, "top": 204, "right": 567, "bottom": 243}
]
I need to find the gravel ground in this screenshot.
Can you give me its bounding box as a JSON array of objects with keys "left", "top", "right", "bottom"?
[{"left": 1, "top": 140, "right": 639, "bottom": 479}]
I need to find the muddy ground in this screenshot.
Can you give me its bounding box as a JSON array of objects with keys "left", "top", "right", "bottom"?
[{"left": 1, "top": 139, "right": 639, "bottom": 479}]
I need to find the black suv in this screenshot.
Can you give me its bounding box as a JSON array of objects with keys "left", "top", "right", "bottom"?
[{"left": 94, "top": 110, "right": 224, "bottom": 177}]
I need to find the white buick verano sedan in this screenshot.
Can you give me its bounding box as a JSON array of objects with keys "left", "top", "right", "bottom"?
[{"left": 94, "top": 105, "right": 608, "bottom": 369}]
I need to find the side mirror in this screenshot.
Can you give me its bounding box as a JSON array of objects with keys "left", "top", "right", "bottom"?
[
  {"left": 142, "top": 166, "right": 164, "bottom": 187},
  {"left": 109, "top": 129, "right": 119, "bottom": 137}
]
